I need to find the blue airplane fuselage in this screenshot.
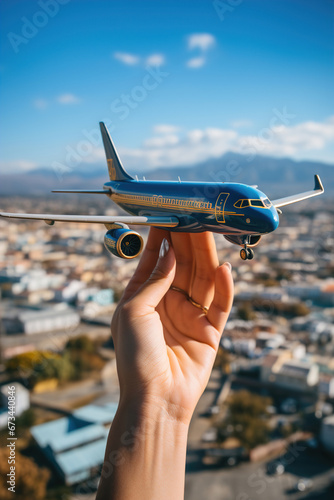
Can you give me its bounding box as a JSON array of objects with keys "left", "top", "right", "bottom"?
[{"left": 104, "top": 180, "right": 279, "bottom": 237}]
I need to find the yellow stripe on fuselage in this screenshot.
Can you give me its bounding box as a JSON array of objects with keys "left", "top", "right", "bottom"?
[{"left": 112, "top": 192, "right": 243, "bottom": 215}]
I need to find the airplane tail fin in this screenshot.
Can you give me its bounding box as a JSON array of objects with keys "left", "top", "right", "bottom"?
[{"left": 99, "top": 122, "right": 133, "bottom": 181}]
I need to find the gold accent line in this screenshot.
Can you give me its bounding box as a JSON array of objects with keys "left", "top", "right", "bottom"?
[
  {"left": 112, "top": 193, "right": 213, "bottom": 210},
  {"left": 112, "top": 193, "right": 244, "bottom": 216}
]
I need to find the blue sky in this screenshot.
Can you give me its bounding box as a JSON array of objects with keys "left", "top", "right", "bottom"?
[{"left": 0, "top": 0, "right": 333, "bottom": 175}]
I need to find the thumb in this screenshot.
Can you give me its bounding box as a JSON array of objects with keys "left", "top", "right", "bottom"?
[{"left": 132, "top": 238, "right": 176, "bottom": 310}]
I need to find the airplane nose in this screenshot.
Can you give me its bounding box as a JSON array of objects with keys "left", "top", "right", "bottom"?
[{"left": 266, "top": 210, "right": 279, "bottom": 233}]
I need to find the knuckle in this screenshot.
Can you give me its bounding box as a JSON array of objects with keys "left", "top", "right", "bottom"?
[
  {"left": 113, "top": 300, "right": 135, "bottom": 324},
  {"left": 149, "top": 267, "right": 170, "bottom": 282}
]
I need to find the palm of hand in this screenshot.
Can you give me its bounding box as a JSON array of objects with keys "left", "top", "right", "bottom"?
[{"left": 112, "top": 229, "right": 233, "bottom": 423}]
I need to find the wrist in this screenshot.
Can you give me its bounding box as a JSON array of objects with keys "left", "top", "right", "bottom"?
[
  {"left": 97, "top": 393, "right": 189, "bottom": 500},
  {"left": 118, "top": 391, "right": 192, "bottom": 430}
]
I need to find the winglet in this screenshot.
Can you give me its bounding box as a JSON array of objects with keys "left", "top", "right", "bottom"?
[
  {"left": 272, "top": 174, "right": 325, "bottom": 208},
  {"left": 314, "top": 174, "right": 324, "bottom": 193}
]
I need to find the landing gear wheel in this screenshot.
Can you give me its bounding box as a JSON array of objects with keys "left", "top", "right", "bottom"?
[
  {"left": 240, "top": 248, "right": 248, "bottom": 260},
  {"left": 247, "top": 248, "right": 254, "bottom": 260}
]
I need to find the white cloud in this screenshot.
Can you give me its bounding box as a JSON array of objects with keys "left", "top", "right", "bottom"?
[
  {"left": 51, "top": 116, "right": 334, "bottom": 171},
  {"left": 144, "top": 135, "right": 180, "bottom": 148},
  {"left": 120, "top": 128, "right": 238, "bottom": 169},
  {"left": 57, "top": 93, "right": 80, "bottom": 105},
  {"left": 113, "top": 52, "right": 140, "bottom": 65},
  {"left": 117, "top": 116, "right": 334, "bottom": 169},
  {"left": 187, "top": 33, "right": 216, "bottom": 51},
  {"left": 33, "top": 98, "right": 48, "bottom": 110},
  {"left": 186, "top": 57, "right": 206, "bottom": 69},
  {"left": 186, "top": 33, "right": 216, "bottom": 69},
  {"left": 240, "top": 116, "right": 334, "bottom": 157},
  {"left": 0, "top": 159, "right": 39, "bottom": 172},
  {"left": 145, "top": 53, "right": 165, "bottom": 66},
  {"left": 114, "top": 52, "right": 166, "bottom": 67},
  {"left": 153, "top": 124, "right": 182, "bottom": 135}
]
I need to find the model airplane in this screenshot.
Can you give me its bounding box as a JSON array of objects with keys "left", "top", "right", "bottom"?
[{"left": 0, "top": 123, "right": 325, "bottom": 260}]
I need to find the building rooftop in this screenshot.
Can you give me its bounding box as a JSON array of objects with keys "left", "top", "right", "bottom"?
[
  {"left": 56, "top": 438, "right": 108, "bottom": 477},
  {"left": 3, "top": 303, "right": 78, "bottom": 322},
  {"left": 73, "top": 402, "right": 118, "bottom": 424},
  {"left": 31, "top": 403, "right": 118, "bottom": 450},
  {"left": 278, "top": 360, "right": 315, "bottom": 378},
  {"left": 30, "top": 402, "right": 117, "bottom": 484}
]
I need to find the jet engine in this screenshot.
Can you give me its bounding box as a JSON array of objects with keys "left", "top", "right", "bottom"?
[
  {"left": 224, "top": 234, "right": 262, "bottom": 247},
  {"left": 104, "top": 228, "right": 144, "bottom": 259}
]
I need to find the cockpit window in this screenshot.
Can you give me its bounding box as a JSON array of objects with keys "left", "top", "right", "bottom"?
[
  {"left": 250, "top": 199, "right": 265, "bottom": 207},
  {"left": 234, "top": 199, "right": 251, "bottom": 208},
  {"left": 234, "top": 200, "right": 243, "bottom": 208},
  {"left": 234, "top": 198, "right": 271, "bottom": 209}
]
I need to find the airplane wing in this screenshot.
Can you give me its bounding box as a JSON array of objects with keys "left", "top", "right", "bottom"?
[
  {"left": 0, "top": 212, "right": 179, "bottom": 227},
  {"left": 272, "top": 175, "right": 324, "bottom": 208},
  {"left": 51, "top": 189, "right": 111, "bottom": 194}
]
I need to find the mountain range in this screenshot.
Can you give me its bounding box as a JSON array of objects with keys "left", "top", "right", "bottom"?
[{"left": 0, "top": 152, "right": 332, "bottom": 199}]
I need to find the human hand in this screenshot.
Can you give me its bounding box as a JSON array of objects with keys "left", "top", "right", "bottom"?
[{"left": 111, "top": 228, "right": 234, "bottom": 424}]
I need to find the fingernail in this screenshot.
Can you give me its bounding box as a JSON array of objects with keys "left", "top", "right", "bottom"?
[
  {"left": 224, "top": 262, "right": 232, "bottom": 271},
  {"left": 159, "top": 238, "right": 169, "bottom": 258}
]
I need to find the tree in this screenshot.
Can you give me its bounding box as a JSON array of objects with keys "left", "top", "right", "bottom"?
[
  {"left": 65, "top": 335, "right": 106, "bottom": 379},
  {"left": 65, "top": 334, "right": 95, "bottom": 352},
  {"left": 237, "top": 303, "right": 256, "bottom": 321},
  {"left": 0, "top": 449, "right": 50, "bottom": 500},
  {"left": 5, "top": 350, "right": 75, "bottom": 387},
  {"left": 6, "top": 351, "right": 61, "bottom": 388},
  {"left": 16, "top": 409, "right": 35, "bottom": 429},
  {"left": 218, "top": 390, "right": 272, "bottom": 449}
]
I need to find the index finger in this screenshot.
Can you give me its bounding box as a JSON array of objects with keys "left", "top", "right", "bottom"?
[
  {"left": 206, "top": 262, "right": 234, "bottom": 333},
  {"left": 122, "top": 227, "right": 169, "bottom": 302}
]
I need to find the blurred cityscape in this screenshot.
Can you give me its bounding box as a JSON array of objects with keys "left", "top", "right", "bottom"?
[{"left": 0, "top": 195, "right": 334, "bottom": 500}]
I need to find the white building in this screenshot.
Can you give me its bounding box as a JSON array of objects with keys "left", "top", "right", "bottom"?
[
  {"left": 274, "top": 360, "right": 319, "bottom": 392},
  {"left": 3, "top": 304, "right": 80, "bottom": 335},
  {"left": 256, "top": 332, "right": 285, "bottom": 350},
  {"left": 261, "top": 354, "right": 319, "bottom": 393}
]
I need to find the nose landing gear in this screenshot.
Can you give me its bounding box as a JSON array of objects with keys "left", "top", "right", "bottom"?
[{"left": 240, "top": 245, "right": 254, "bottom": 260}]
